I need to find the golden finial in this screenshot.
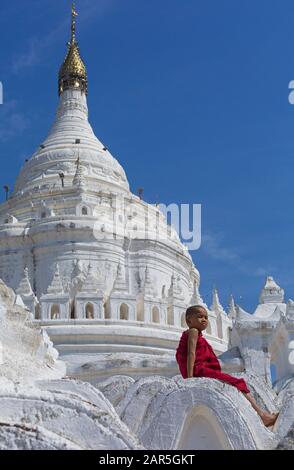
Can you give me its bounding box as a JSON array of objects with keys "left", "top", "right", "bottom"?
[
  {"left": 71, "top": 2, "right": 78, "bottom": 45},
  {"left": 58, "top": 1, "right": 88, "bottom": 96}
]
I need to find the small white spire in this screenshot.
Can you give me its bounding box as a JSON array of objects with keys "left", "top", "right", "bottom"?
[
  {"left": 168, "top": 274, "right": 175, "bottom": 297},
  {"left": 259, "top": 276, "right": 284, "bottom": 304},
  {"left": 112, "top": 261, "right": 127, "bottom": 293},
  {"left": 47, "top": 264, "right": 64, "bottom": 294},
  {"left": 228, "top": 294, "right": 237, "bottom": 319},
  {"left": 73, "top": 156, "right": 86, "bottom": 188},
  {"left": 16, "top": 267, "right": 33, "bottom": 297},
  {"left": 211, "top": 287, "right": 225, "bottom": 313},
  {"left": 82, "top": 263, "right": 99, "bottom": 292},
  {"left": 190, "top": 280, "right": 204, "bottom": 305},
  {"left": 72, "top": 259, "right": 84, "bottom": 279}
]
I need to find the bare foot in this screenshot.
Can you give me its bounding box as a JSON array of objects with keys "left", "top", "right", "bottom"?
[{"left": 261, "top": 412, "right": 279, "bottom": 427}]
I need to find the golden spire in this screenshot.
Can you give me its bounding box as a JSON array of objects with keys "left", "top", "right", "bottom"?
[
  {"left": 71, "top": 2, "right": 78, "bottom": 45},
  {"left": 58, "top": 1, "right": 88, "bottom": 96}
]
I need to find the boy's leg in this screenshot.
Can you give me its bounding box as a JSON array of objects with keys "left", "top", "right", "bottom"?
[
  {"left": 243, "top": 393, "right": 279, "bottom": 427},
  {"left": 194, "top": 366, "right": 250, "bottom": 393}
]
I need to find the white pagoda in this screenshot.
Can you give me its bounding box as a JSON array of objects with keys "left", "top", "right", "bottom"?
[
  {"left": 0, "top": 4, "right": 231, "bottom": 383},
  {"left": 0, "top": 4, "right": 293, "bottom": 451}
]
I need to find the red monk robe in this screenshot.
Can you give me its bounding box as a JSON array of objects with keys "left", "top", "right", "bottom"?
[{"left": 176, "top": 329, "right": 250, "bottom": 394}]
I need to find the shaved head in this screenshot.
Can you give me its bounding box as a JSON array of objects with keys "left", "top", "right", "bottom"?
[{"left": 186, "top": 305, "right": 207, "bottom": 319}]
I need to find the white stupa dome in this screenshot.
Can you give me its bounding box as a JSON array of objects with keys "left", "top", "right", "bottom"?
[{"left": 0, "top": 5, "right": 230, "bottom": 383}]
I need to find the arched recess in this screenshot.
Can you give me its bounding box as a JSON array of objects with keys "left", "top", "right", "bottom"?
[
  {"left": 176, "top": 405, "right": 232, "bottom": 450},
  {"left": 70, "top": 300, "right": 75, "bottom": 319},
  {"left": 152, "top": 306, "right": 160, "bottom": 323},
  {"left": 104, "top": 301, "right": 110, "bottom": 319},
  {"left": 35, "top": 303, "right": 41, "bottom": 320},
  {"left": 120, "top": 303, "right": 129, "bottom": 320},
  {"left": 85, "top": 302, "right": 94, "bottom": 319},
  {"left": 51, "top": 304, "right": 60, "bottom": 320},
  {"left": 135, "top": 382, "right": 262, "bottom": 450},
  {"left": 76, "top": 204, "right": 92, "bottom": 217}
]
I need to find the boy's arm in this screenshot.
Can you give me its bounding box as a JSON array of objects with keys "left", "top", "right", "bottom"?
[{"left": 187, "top": 328, "right": 198, "bottom": 378}]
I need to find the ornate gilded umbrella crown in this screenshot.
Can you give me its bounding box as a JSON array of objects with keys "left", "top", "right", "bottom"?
[{"left": 58, "top": 2, "right": 88, "bottom": 96}]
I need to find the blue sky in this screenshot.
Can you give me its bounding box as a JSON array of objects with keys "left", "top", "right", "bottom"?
[{"left": 0, "top": 0, "right": 294, "bottom": 312}]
